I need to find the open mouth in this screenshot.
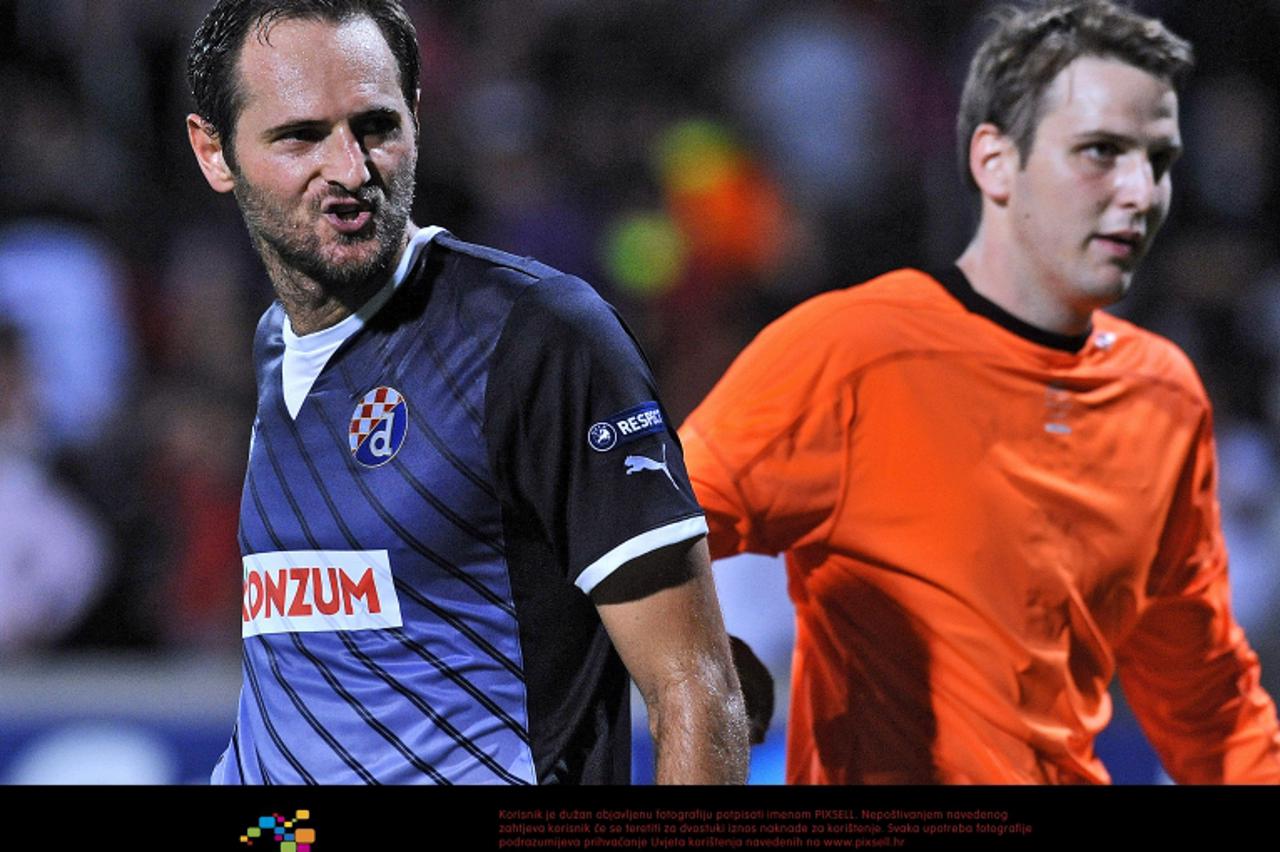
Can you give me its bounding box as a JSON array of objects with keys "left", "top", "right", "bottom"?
[{"left": 321, "top": 199, "right": 374, "bottom": 233}]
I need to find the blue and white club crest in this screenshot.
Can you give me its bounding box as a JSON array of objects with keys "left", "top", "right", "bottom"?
[
  {"left": 588, "top": 421, "right": 618, "bottom": 452},
  {"left": 349, "top": 386, "right": 409, "bottom": 467}
]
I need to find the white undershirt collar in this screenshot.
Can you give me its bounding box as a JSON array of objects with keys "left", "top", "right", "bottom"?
[{"left": 280, "top": 226, "right": 444, "bottom": 419}]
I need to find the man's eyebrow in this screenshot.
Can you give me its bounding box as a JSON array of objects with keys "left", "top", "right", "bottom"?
[
  {"left": 1071, "top": 129, "right": 1183, "bottom": 153},
  {"left": 352, "top": 106, "right": 403, "bottom": 123},
  {"left": 260, "top": 118, "right": 328, "bottom": 141},
  {"left": 1070, "top": 129, "right": 1135, "bottom": 144},
  {"left": 258, "top": 104, "right": 405, "bottom": 142}
]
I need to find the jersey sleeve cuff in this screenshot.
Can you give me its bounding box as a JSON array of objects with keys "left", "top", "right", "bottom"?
[{"left": 574, "top": 515, "right": 709, "bottom": 595}]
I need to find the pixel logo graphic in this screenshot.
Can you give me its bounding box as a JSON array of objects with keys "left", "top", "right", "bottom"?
[{"left": 240, "top": 810, "right": 316, "bottom": 851}]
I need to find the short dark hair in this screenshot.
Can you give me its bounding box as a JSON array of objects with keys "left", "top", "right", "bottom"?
[
  {"left": 186, "top": 0, "right": 419, "bottom": 170},
  {"left": 956, "top": 0, "right": 1193, "bottom": 190}
]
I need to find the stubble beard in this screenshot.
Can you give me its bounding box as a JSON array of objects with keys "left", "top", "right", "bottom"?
[{"left": 234, "top": 158, "right": 417, "bottom": 312}]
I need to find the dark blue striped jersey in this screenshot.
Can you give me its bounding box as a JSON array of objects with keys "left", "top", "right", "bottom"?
[{"left": 212, "top": 227, "right": 707, "bottom": 784}]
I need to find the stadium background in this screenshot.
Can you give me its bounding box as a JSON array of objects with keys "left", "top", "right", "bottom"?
[{"left": 1, "top": 0, "right": 1277, "bottom": 784}]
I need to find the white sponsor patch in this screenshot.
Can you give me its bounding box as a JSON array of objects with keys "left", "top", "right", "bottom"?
[{"left": 241, "top": 549, "right": 403, "bottom": 638}]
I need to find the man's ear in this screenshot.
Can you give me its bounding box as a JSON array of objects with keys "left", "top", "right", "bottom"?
[
  {"left": 411, "top": 87, "right": 421, "bottom": 136},
  {"left": 968, "top": 122, "right": 1017, "bottom": 205},
  {"left": 187, "top": 114, "right": 236, "bottom": 193}
]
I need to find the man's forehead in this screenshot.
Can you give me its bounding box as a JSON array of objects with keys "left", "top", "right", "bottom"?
[
  {"left": 1040, "top": 55, "right": 1179, "bottom": 127},
  {"left": 236, "top": 15, "right": 402, "bottom": 110}
]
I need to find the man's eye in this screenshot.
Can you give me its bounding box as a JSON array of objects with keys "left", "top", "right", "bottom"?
[
  {"left": 277, "top": 129, "right": 323, "bottom": 143},
  {"left": 355, "top": 116, "right": 399, "bottom": 139},
  {"left": 1150, "top": 150, "right": 1179, "bottom": 181},
  {"left": 1083, "top": 141, "right": 1120, "bottom": 160}
]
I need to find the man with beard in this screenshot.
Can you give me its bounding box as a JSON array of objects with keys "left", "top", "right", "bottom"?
[{"left": 185, "top": 0, "right": 747, "bottom": 784}]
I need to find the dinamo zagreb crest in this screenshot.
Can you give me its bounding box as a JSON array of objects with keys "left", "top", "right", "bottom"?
[{"left": 349, "top": 386, "right": 409, "bottom": 467}]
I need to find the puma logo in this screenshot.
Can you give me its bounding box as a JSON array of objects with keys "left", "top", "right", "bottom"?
[{"left": 624, "top": 444, "right": 679, "bottom": 491}]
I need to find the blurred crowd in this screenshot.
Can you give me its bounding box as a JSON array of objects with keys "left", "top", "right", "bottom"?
[{"left": 0, "top": 0, "right": 1277, "bottom": 703}]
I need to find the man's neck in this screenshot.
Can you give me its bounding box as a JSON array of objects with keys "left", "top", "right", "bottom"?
[
  {"left": 956, "top": 227, "right": 1092, "bottom": 338},
  {"left": 261, "top": 228, "right": 414, "bottom": 336}
]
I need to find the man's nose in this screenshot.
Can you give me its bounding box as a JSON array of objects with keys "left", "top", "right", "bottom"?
[{"left": 321, "top": 125, "right": 371, "bottom": 190}]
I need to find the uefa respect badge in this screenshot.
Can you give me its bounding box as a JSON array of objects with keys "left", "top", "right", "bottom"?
[
  {"left": 587, "top": 401, "right": 665, "bottom": 452},
  {"left": 349, "top": 386, "right": 408, "bottom": 467}
]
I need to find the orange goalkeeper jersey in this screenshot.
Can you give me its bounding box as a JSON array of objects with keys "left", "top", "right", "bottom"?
[{"left": 681, "top": 267, "right": 1280, "bottom": 784}]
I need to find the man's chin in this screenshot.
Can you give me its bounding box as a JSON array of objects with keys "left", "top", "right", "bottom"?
[
  {"left": 245, "top": 201, "right": 411, "bottom": 292},
  {"left": 317, "top": 249, "right": 394, "bottom": 288},
  {"left": 1081, "top": 271, "right": 1133, "bottom": 311},
  {"left": 264, "top": 239, "right": 389, "bottom": 292},
  {"left": 311, "top": 226, "right": 399, "bottom": 273},
  {"left": 1109, "top": 265, "right": 1138, "bottom": 297}
]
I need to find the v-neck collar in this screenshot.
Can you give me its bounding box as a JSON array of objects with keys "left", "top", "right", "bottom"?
[{"left": 279, "top": 226, "right": 445, "bottom": 419}]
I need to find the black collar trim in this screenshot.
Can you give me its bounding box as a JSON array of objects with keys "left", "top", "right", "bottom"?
[{"left": 930, "top": 266, "right": 1092, "bottom": 353}]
